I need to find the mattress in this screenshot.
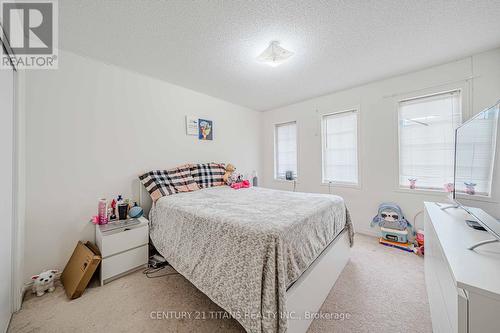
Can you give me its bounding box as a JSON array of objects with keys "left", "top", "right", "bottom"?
[{"left": 149, "top": 186, "right": 353, "bottom": 333}]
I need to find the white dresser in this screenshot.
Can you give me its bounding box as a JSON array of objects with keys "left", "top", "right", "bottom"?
[
  {"left": 424, "top": 202, "right": 500, "bottom": 333},
  {"left": 95, "top": 217, "right": 149, "bottom": 285}
]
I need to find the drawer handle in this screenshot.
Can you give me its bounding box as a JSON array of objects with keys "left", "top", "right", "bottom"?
[{"left": 124, "top": 228, "right": 130, "bottom": 231}]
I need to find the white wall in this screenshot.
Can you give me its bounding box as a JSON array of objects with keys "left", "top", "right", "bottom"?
[
  {"left": 22, "top": 51, "right": 262, "bottom": 282},
  {"left": 261, "top": 48, "right": 500, "bottom": 236},
  {"left": 22, "top": 47, "right": 500, "bottom": 282}
]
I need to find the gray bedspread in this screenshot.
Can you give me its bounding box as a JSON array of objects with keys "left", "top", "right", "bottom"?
[{"left": 149, "top": 186, "right": 353, "bottom": 333}]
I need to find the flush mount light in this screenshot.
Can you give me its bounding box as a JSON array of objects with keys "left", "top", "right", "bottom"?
[{"left": 257, "top": 41, "right": 294, "bottom": 67}]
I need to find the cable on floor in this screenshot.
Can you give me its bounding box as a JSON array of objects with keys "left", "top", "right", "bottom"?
[{"left": 142, "top": 265, "right": 180, "bottom": 278}]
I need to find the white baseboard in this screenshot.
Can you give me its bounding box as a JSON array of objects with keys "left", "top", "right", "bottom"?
[{"left": 354, "top": 228, "right": 380, "bottom": 238}]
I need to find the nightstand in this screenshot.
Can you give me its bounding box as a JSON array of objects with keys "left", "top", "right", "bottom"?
[{"left": 95, "top": 217, "right": 149, "bottom": 285}]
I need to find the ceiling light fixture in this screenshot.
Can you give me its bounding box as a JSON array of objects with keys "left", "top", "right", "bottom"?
[{"left": 257, "top": 41, "right": 294, "bottom": 67}]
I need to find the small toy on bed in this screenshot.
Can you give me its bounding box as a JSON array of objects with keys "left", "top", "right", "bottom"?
[
  {"left": 231, "top": 179, "right": 250, "bottom": 189},
  {"left": 223, "top": 164, "right": 236, "bottom": 184},
  {"left": 222, "top": 163, "right": 251, "bottom": 188},
  {"left": 227, "top": 172, "right": 244, "bottom": 186},
  {"left": 31, "top": 269, "right": 58, "bottom": 297},
  {"left": 371, "top": 203, "right": 413, "bottom": 244}
]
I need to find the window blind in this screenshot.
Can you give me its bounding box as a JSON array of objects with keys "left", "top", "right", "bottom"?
[
  {"left": 322, "top": 110, "right": 359, "bottom": 184},
  {"left": 275, "top": 121, "right": 297, "bottom": 179},
  {"left": 398, "top": 90, "right": 461, "bottom": 190}
]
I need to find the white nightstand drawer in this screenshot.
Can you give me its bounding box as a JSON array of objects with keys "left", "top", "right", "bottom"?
[
  {"left": 100, "top": 225, "right": 148, "bottom": 258},
  {"left": 101, "top": 244, "right": 148, "bottom": 281}
]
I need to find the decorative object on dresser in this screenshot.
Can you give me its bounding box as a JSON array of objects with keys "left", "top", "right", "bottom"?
[
  {"left": 128, "top": 202, "right": 144, "bottom": 218},
  {"left": 424, "top": 202, "right": 500, "bottom": 333},
  {"left": 95, "top": 217, "right": 149, "bottom": 285}
]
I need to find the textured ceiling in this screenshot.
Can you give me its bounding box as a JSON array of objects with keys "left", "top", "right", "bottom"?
[{"left": 59, "top": 0, "right": 500, "bottom": 111}]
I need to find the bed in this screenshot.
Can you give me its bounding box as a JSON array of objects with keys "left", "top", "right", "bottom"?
[{"left": 143, "top": 185, "right": 353, "bottom": 333}]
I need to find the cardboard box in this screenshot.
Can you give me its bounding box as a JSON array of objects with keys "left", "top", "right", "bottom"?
[{"left": 61, "top": 241, "right": 101, "bottom": 299}]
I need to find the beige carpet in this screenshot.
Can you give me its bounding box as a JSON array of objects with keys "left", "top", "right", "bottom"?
[{"left": 8, "top": 234, "right": 432, "bottom": 333}]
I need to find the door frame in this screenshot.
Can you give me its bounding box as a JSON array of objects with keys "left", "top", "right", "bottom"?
[
  {"left": 12, "top": 67, "right": 24, "bottom": 313},
  {"left": 1, "top": 22, "right": 23, "bottom": 317}
]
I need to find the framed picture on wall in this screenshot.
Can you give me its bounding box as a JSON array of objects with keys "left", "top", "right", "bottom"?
[
  {"left": 186, "top": 116, "right": 199, "bottom": 136},
  {"left": 198, "top": 119, "right": 213, "bottom": 140}
]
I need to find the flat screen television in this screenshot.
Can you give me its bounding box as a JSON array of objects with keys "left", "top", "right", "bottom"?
[{"left": 453, "top": 101, "right": 500, "bottom": 248}]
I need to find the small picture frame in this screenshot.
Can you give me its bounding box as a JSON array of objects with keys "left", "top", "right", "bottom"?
[
  {"left": 198, "top": 119, "right": 213, "bottom": 140},
  {"left": 186, "top": 116, "right": 198, "bottom": 136}
]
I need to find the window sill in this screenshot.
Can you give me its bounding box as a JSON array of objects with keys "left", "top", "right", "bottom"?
[
  {"left": 274, "top": 178, "right": 299, "bottom": 183},
  {"left": 395, "top": 187, "right": 450, "bottom": 197},
  {"left": 456, "top": 194, "right": 499, "bottom": 204},
  {"left": 395, "top": 187, "right": 499, "bottom": 204},
  {"left": 321, "top": 181, "right": 361, "bottom": 190}
]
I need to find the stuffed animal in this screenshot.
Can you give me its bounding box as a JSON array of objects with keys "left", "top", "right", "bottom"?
[
  {"left": 223, "top": 164, "right": 236, "bottom": 184},
  {"left": 231, "top": 180, "right": 250, "bottom": 189},
  {"left": 228, "top": 171, "right": 245, "bottom": 185},
  {"left": 32, "top": 269, "right": 58, "bottom": 296},
  {"left": 372, "top": 203, "right": 414, "bottom": 244},
  {"left": 371, "top": 203, "right": 411, "bottom": 231}
]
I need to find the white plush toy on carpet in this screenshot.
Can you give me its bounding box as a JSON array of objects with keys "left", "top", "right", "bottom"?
[{"left": 31, "top": 270, "right": 58, "bottom": 297}]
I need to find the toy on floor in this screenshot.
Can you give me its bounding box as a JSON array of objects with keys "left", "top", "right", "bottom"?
[
  {"left": 371, "top": 203, "right": 413, "bottom": 245},
  {"left": 381, "top": 226, "right": 408, "bottom": 243},
  {"left": 379, "top": 238, "right": 414, "bottom": 253},
  {"left": 32, "top": 269, "right": 58, "bottom": 296},
  {"left": 371, "top": 203, "right": 411, "bottom": 230},
  {"left": 413, "top": 229, "right": 425, "bottom": 256}
]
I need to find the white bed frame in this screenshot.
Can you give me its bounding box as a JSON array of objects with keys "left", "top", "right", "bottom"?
[
  {"left": 286, "top": 229, "right": 350, "bottom": 333},
  {"left": 139, "top": 184, "right": 351, "bottom": 333}
]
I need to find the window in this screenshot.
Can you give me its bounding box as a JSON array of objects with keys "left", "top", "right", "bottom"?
[
  {"left": 274, "top": 121, "right": 297, "bottom": 180},
  {"left": 398, "top": 90, "right": 461, "bottom": 190},
  {"left": 322, "top": 110, "right": 359, "bottom": 185},
  {"left": 455, "top": 105, "right": 498, "bottom": 197}
]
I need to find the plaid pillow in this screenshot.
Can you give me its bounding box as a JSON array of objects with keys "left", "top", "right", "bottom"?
[
  {"left": 190, "top": 163, "right": 226, "bottom": 188},
  {"left": 139, "top": 165, "right": 200, "bottom": 202}
]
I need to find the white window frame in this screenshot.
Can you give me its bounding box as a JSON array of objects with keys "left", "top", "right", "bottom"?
[
  {"left": 321, "top": 108, "right": 361, "bottom": 188},
  {"left": 396, "top": 89, "right": 463, "bottom": 193},
  {"left": 274, "top": 121, "right": 298, "bottom": 181}
]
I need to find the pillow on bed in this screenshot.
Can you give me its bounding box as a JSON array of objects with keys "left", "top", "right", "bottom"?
[
  {"left": 139, "top": 165, "right": 200, "bottom": 202},
  {"left": 189, "top": 163, "right": 226, "bottom": 188}
]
